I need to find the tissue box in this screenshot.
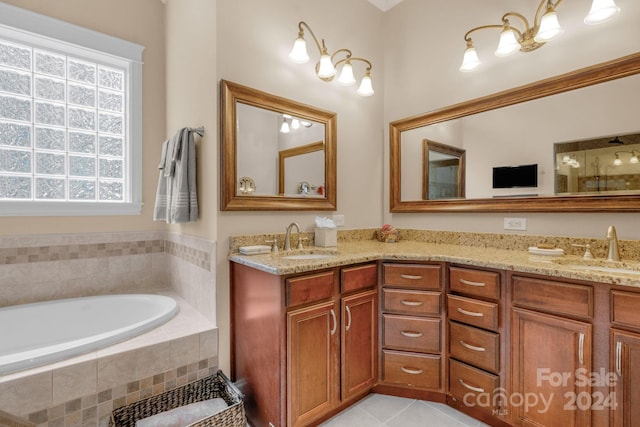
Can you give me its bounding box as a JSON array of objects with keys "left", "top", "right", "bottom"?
[{"left": 315, "top": 228, "right": 337, "bottom": 247}]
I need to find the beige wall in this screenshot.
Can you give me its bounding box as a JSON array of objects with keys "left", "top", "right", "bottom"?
[
  {"left": 215, "top": 0, "right": 386, "bottom": 372},
  {"left": 2, "top": 0, "right": 167, "bottom": 235},
  {"left": 383, "top": 0, "right": 640, "bottom": 240}
]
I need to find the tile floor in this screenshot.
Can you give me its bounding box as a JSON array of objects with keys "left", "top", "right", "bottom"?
[{"left": 319, "top": 393, "right": 491, "bottom": 427}]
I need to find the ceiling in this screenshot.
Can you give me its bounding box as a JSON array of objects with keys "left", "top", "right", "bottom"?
[{"left": 367, "top": 0, "right": 404, "bottom": 12}]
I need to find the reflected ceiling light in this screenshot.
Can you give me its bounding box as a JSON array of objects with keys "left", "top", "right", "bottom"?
[
  {"left": 290, "top": 118, "right": 300, "bottom": 130},
  {"left": 288, "top": 21, "right": 374, "bottom": 96},
  {"left": 279, "top": 118, "right": 290, "bottom": 134},
  {"left": 460, "top": 0, "right": 620, "bottom": 72},
  {"left": 615, "top": 151, "right": 639, "bottom": 165}
]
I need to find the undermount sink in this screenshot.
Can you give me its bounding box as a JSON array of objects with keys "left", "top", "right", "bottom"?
[{"left": 282, "top": 253, "right": 336, "bottom": 260}]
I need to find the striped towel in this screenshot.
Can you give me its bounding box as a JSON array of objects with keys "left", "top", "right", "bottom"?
[{"left": 153, "top": 127, "right": 200, "bottom": 223}]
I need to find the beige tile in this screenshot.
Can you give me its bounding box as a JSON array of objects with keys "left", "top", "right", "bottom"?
[
  {"left": 170, "top": 334, "right": 199, "bottom": 368},
  {"left": 199, "top": 329, "right": 218, "bottom": 360},
  {"left": 96, "top": 351, "right": 136, "bottom": 391},
  {"left": 52, "top": 360, "right": 97, "bottom": 405},
  {"left": 0, "top": 372, "right": 52, "bottom": 415},
  {"left": 135, "top": 342, "right": 172, "bottom": 379}
]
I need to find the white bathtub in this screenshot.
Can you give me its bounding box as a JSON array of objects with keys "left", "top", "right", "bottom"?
[{"left": 0, "top": 294, "right": 179, "bottom": 375}]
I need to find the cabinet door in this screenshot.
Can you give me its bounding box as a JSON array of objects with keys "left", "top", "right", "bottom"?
[
  {"left": 342, "top": 289, "right": 378, "bottom": 401},
  {"left": 511, "top": 308, "right": 592, "bottom": 427},
  {"left": 611, "top": 329, "right": 640, "bottom": 427},
  {"left": 287, "top": 300, "right": 339, "bottom": 427}
]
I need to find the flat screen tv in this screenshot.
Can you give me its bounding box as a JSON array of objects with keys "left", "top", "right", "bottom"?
[{"left": 492, "top": 164, "right": 538, "bottom": 189}]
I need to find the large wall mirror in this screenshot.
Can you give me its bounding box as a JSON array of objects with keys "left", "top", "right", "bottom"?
[
  {"left": 390, "top": 51, "right": 640, "bottom": 212},
  {"left": 221, "top": 80, "right": 337, "bottom": 210}
]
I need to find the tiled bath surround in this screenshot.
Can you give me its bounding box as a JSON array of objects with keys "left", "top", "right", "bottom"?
[{"left": 0, "top": 231, "right": 218, "bottom": 426}]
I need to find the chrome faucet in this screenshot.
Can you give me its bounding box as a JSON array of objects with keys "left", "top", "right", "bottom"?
[
  {"left": 284, "top": 222, "right": 302, "bottom": 251},
  {"left": 606, "top": 225, "right": 620, "bottom": 262}
]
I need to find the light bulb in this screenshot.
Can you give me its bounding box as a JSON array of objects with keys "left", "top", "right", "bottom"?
[
  {"left": 357, "top": 72, "right": 374, "bottom": 96},
  {"left": 584, "top": 0, "right": 620, "bottom": 24},
  {"left": 317, "top": 53, "right": 336, "bottom": 79},
  {"left": 459, "top": 44, "right": 481, "bottom": 72},
  {"left": 495, "top": 27, "right": 520, "bottom": 57},
  {"left": 280, "top": 119, "right": 290, "bottom": 133},
  {"left": 535, "top": 6, "right": 563, "bottom": 42},
  {"left": 337, "top": 61, "right": 356, "bottom": 86},
  {"left": 288, "top": 36, "right": 309, "bottom": 64}
]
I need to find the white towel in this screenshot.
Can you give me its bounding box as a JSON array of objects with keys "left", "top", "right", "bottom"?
[{"left": 153, "top": 127, "right": 200, "bottom": 223}]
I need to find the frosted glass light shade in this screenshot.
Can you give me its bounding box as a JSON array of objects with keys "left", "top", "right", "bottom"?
[
  {"left": 631, "top": 152, "right": 639, "bottom": 164},
  {"left": 459, "top": 46, "right": 481, "bottom": 72},
  {"left": 356, "top": 74, "right": 374, "bottom": 96},
  {"left": 584, "top": 0, "right": 620, "bottom": 24},
  {"left": 614, "top": 154, "right": 622, "bottom": 166},
  {"left": 535, "top": 8, "right": 563, "bottom": 42},
  {"left": 290, "top": 118, "right": 300, "bottom": 130},
  {"left": 289, "top": 37, "right": 309, "bottom": 63},
  {"left": 495, "top": 28, "right": 521, "bottom": 57},
  {"left": 337, "top": 61, "right": 356, "bottom": 86},
  {"left": 280, "top": 120, "right": 290, "bottom": 133},
  {"left": 317, "top": 53, "right": 337, "bottom": 78}
]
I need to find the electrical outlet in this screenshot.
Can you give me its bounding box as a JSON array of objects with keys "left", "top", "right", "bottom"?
[
  {"left": 504, "top": 217, "right": 527, "bottom": 230},
  {"left": 332, "top": 214, "right": 345, "bottom": 226}
]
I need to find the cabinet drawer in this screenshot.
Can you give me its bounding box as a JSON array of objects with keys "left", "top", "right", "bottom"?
[
  {"left": 383, "top": 289, "right": 441, "bottom": 316},
  {"left": 449, "top": 267, "right": 500, "bottom": 299},
  {"left": 447, "top": 294, "right": 498, "bottom": 331},
  {"left": 612, "top": 290, "right": 640, "bottom": 330},
  {"left": 449, "top": 359, "right": 500, "bottom": 412},
  {"left": 449, "top": 321, "right": 499, "bottom": 373},
  {"left": 286, "top": 271, "right": 336, "bottom": 307},
  {"left": 383, "top": 263, "right": 441, "bottom": 290},
  {"left": 341, "top": 263, "right": 377, "bottom": 293},
  {"left": 383, "top": 314, "right": 441, "bottom": 353},
  {"left": 512, "top": 275, "right": 593, "bottom": 319},
  {"left": 382, "top": 349, "right": 441, "bottom": 390}
]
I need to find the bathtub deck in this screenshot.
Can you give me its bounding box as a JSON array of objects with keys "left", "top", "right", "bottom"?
[{"left": 0, "top": 290, "right": 217, "bottom": 420}]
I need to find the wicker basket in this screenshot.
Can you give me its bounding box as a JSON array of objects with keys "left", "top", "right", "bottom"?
[{"left": 109, "top": 370, "right": 245, "bottom": 427}]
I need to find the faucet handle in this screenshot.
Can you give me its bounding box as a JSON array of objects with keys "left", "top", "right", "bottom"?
[
  {"left": 571, "top": 243, "right": 593, "bottom": 260},
  {"left": 266, "top": 238, "right": 278, "bottom": 253},
  {"left": 298, "top": 237, "right": 308, "bottom": 250}
]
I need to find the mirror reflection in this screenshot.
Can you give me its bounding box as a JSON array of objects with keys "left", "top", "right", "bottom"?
[
  {"left": 236, "top": 103, "right": 325, "bottom": 197},
  {"left": 424, "top": 140, "right": 465, "bottom": 200},
  {"left": 555, "top": 133, "right": 640, "bottom": 194},
  {"left": 390, "top": 52, "right": 640, "bottom": 212},
  {"left": 221, "top": 80, "right": 337, "bottom": 211}
]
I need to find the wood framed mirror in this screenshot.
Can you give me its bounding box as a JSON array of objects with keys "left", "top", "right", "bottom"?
[
  {"left": 390, "top": 51, "right": 640, "bottom": 212},
  {"left": 221, "top": 80, "right": 337, "bottom": 210},
  {"left": 423, "top": 140, "right": 465, "bottom": 200}
]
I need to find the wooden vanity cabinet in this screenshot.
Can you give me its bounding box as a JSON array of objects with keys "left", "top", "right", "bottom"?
[
  {"left": 231, "top": 262, "right": 377, "bottom": 427},
  {"left": 610, "top": 289, "right": 640, "bottom": 427},
  {"left": 447, "top": 266, "right": 506, "bottom": 422},
  {"left": 377, "top": 262, "right": 445, "bottom": 397},
  {"left": 510, "top": 275, "right": 594, "bottom": 427}
]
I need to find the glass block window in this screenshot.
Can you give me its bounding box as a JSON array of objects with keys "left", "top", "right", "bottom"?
[{"left": 0, "top": 2, "right": 143, "bottom": 215}]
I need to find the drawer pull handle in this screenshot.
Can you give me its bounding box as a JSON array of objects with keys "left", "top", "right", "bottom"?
[
  {"left": 460, "top": 340, "right": 486, "bottom": 352},
  {"left": 400, "top": 274, "right": 423, "bottom": 280},
  {"left": 401, "top": 366, "right": 423, "bottom": 375},
  {"left": 401, "top": 330, "right": 423, "bottom": 338},
  {"left": 459, "top": 378, "right": 485, "bottom": 393},
  {"left": 459, "top": 278, "right": 486, "bottom": 287},
  {"left": 579, "top": 332, "right": 585, "bottom": 366},
  {"left": 456, "top": 307, "right": 484, "bottom": 317},
  {"left": 345, "top": 306, "right": 352, "bottom": 331},
  {"left": 330, "top": 309, "right": 337, "bottom": 336},
  {"left": 616, "top": 341, "right": 622, "bottom": 376},
  {"left": 401, "top": 300, "right": 424, "bottom": 307}
]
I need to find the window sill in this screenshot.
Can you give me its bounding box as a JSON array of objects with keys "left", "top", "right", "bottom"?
[{"left": 0, "top": 201, "right": 143, "bottom": 216}]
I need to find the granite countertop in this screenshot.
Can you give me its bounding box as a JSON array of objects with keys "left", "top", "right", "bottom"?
[{"left": 229, "top": 239, "right": 640, "bottom": 288}]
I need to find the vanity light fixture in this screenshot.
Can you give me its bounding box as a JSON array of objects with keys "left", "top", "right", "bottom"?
[
  {"left": 614, "top": 151, "right": 639, "bottom": 166},
  {"left": 459, "top": 0, "right": 621, "bottom": 72},
  {"left": 288, "top": 21, "right": 374, "bottom": 96},
  {"left": 561, "top": 155, "right": 581, "bottom": 168},
  {"left": 279, "top": 117, "right": 290, "bottom": 134},
  {"left": 279, "top": 114, "right": 312, "bottom": 134}
]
